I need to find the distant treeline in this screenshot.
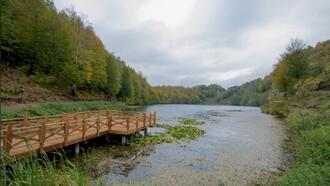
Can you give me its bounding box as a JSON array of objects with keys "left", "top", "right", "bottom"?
[{"left": 153, "top": 77, "right": 271, "bottom": 106}]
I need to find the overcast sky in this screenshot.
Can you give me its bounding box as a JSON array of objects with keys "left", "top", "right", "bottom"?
[{"left": 53, "top": 0, "right": 330, "bottom": 88}]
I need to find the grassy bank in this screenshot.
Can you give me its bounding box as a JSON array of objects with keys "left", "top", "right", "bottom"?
[
  {"left": 263, "top": 92, "right": 330, "bottom": 185},
  {"left": 1, "top": 101, "right": 125, "bottom": 119}
]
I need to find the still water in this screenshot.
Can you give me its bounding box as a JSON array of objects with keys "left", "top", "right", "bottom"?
[{"left": 77, "top": 104, "right": 287, "bottom": 186}]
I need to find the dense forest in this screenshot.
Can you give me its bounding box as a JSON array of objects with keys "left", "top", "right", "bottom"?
[{"left": 1, "top": 0, "right": 158, "bottom": 105}]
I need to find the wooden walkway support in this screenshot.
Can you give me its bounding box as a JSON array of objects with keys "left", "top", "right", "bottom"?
[{"left": 0, "top": 110, "right": 156, "bottom": 156}]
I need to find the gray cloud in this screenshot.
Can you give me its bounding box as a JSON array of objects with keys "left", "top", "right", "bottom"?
[{"left": 54, "top": 0, "right": 330, "bottom": 88}]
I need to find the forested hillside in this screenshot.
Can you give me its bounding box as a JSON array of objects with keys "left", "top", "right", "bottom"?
[
  {"left": 0, "top": 0, "right": 272, "bottom": 107},
  {"left": 1, "top": 0, "right": 157, "bottom": 105},
  {"left": 262, "top": 39, "right": 329, "bottom": 185}
]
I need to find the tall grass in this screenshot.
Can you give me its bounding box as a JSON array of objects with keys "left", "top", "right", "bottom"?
[
  {"left": 1, "top": 101, "right": 125, "bottom": 119},
  {"left": 0, "top": 152, "right": 89, "bottom": 186},
  {"left": 276, "top": 109, "right": 330, "bottom": 185}
]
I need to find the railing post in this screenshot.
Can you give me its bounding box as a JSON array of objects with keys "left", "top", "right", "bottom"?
[
  {"left": 23, "top": 113, "right": 29, "bottom": 127},
  {"left": 39, "top": 115, "right": 47, "bottom": 151},
  {"left": 64, "top": 122, "right": 69, "bottom": 146},
  {"left": 108, "top": 110, "right": 112, "bottom": 132},
  {"left": 153, "top": 112, "right": 156, "bottom": 126},
  {"left": 127, "top": 113, "right": 131, "bottom": 131},
  {"left": 82, "top": 114, "right": 86, "bottom": 141},
  {"left": 60, "top": 113, "right": 65, "bottom": 123},
  {"left": 135, "top": 115, "right": 139, "bottom": 130},
  {"left": 96, "top": 114, "right": 100, "bottom": 137},
  {"left": 4, "top": 125, "right": 13, "bottom": 154},
  {"left": 143, "top": 112, "right": 146, "bottom": 128}
]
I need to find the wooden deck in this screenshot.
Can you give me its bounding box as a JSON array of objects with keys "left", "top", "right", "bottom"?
[{"left": 0, "top": 110, "right": 156, "bottom": 156}]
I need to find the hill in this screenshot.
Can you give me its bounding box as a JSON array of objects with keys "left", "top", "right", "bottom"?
[
  {"left": 1, "top": 0, "right": 157, "bottom": 105},
  {"left": 262, "top": 39, "right": 330, "bottom": 185}
]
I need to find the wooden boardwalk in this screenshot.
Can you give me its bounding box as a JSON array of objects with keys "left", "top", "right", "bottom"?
[{"left": 0, "top": 110, "right": 156, "bottom": 156}]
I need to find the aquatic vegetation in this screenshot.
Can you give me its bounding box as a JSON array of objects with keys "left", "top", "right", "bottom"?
[
  {"left": 159, "top": 124, "right": 205, "bottom": 140},
  {"left": 179, "top": 117, "right": 205, "bottom": 125},
  {"left": 128, "top": 123, "right": 205, "bottom": 146},
  {"left": 128, "top": 133, "right": 174, "bottom": 146}
]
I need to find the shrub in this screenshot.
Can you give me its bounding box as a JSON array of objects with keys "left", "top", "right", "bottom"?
[
  {"left": 286, "top": 110, "right": 323, "bottom": 133},
  {"left": 294, "top": 128, "right": 330, "bottom": 165},
  {"left": 276, "top": 164, "right": 330, "bottom": 186}
]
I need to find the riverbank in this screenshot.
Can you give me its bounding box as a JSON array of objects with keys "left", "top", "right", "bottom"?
[{"left": 263, "top": 91, "right": 330, "bottom": 185}]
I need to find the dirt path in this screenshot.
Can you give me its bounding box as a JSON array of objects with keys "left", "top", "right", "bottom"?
[{"left": 1, "top": 103, "right": 33, "bottom": 111}]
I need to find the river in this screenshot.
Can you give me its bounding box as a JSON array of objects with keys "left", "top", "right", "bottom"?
[{"left": 75, "top": 104, "right": 287, "bottom": 186}]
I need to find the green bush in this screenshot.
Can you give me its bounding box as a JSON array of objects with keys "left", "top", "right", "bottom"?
[
  {"left": 262, "top": 99, "right": 288, "bottom": 117},
  {"left": 286, "top": 110, "right": 323, "bottom": 133},
  {"left": 294, "top": 128, "right": 330, "bottom": 165}
]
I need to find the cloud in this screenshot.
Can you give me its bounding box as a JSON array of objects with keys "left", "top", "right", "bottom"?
[{"left": 53, "top": 0, "right": 330, "bottom": 88}]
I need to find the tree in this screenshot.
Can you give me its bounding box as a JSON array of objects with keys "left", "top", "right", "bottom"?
[
  {"left": 119, "top": 66, "right": 134, "bottom": 102},
  {"left": 284, "top": 38, "right": 309, "bottom": 84},
  {"left": 0, "top": 0, "right": 19, "bottom": 63},
  {"left": 272, "top": 61, "right": 295, "bottom": 95},
  {"left": 106, "top": 55, "right": 121, "bottom": 100}
]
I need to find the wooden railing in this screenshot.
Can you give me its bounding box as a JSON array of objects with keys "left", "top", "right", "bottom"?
[{"left": 0, "top": 110, "right": 156, "bottom": 156}]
